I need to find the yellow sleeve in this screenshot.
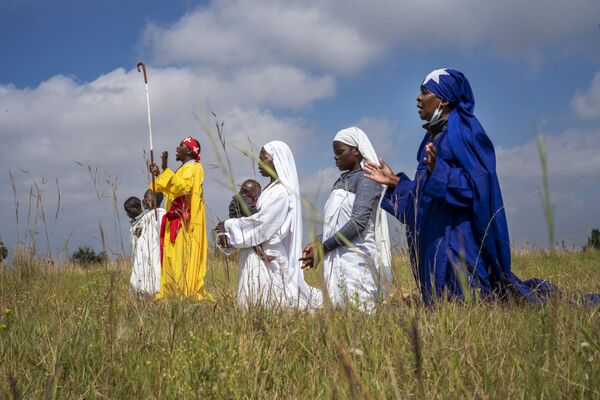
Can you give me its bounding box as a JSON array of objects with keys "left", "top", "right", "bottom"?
[{"left": 150, "top": 166, "right": 194, "bottom": 198}]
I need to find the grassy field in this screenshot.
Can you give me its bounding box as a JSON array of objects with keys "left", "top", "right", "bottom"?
[{"left": 0, "top": 249, "right": 599, "bottom": 399}]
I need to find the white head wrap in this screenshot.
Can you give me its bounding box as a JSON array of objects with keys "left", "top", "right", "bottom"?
[
  {"left": 332, "top": 127, "right": 393, "bottom": 286},
  {"left": 263, "top": 141, "right": 321, "bottom": 307},
  {"left": 334, "top": 127, "right": 380, "bottom": 167}
]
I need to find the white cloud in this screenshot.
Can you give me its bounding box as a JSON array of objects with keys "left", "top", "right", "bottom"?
[
  {"left": 320, "top": 0, "right": 600, "bottom": 55},
  {"left": 351, "top": 117, "right": 415, "bottom": 166},
  {"left": 0, "top": 63, "right": 332, "bottom": 257},
  {"left": 144, "top": 0, "right": 384, "bottom": 74},
  {"left": 496, "top": 128, "right": 600, "bottom": 247},
  {"left": 3, "top": 0, "right": 600, "bottom": 257},
  {"left": 571, "top": 70, "right": 600, "bottom": 120},
  {"left": 143, "top": 0, "right": 600, "bottom": 77}
]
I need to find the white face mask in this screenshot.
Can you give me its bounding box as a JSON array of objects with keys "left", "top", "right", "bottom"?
[{"left": 428, "top": 100, "right": 445, "bottom": 124}]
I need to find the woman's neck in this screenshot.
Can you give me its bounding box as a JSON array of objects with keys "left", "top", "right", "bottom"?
[
  {"left": 424, "top": 116, "right": 448, "bottom": 138},
  {"left": 181, "top": 156, "right": 195, "bottom": 164}
]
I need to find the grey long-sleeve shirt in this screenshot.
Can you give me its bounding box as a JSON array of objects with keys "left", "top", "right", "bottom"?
[{"left": 322, "top": 168, "right": 382, "bottom": 252}]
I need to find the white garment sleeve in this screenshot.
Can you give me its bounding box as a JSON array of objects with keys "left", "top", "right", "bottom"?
[{"left": 224, "top": 186, "right": 289, "bottom": 249}]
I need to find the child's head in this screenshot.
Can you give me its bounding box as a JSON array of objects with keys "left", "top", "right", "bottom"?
[
  {"left": 124, "top": 196, "right": 143, "bottom": 220},
  {"left": 240, "top": 179, "right": 261, "bottom": 203},
  {"left": 143, "top": 189, "right": 164, "bottom": 210}
]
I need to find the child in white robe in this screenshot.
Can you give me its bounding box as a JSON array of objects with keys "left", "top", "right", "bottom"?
[{"left": 125, "top": 191, "right": 165, "bottom": 295}]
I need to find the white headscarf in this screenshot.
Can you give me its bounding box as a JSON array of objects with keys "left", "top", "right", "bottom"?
[
  {"left": 263, "top": 141, "right": 320, "bottom": 307},
  {"left": 334, "top": 127, "right": 379, "bottom": 167},
  {"left": 263, "top": 141, "right": 302, "bottom": 253},
  {"left": 333, "top": 127, "right": 393, "bottom": 285}
]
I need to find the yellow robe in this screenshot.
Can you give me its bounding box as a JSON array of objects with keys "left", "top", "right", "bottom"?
[{"left": 151, "top": 161, "right": 213, "bottom": 301}]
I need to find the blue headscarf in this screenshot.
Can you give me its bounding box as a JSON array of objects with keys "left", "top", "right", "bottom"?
[{"left": 421, "top": 68, "right": 519, "bottom": 296}]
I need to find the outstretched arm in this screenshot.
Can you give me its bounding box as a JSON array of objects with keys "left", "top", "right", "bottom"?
[
  {"left": 363, "top": 160, "right": 400, "bottom": 187},
  {"left": 149, "top": 160, "right": 202, "bottom": 199},
  {"left": 224, "top": 186, "right": 288, "bottom": 249},
  {"left": 364, "top": 160, "right": 417, "bottom": 223}
]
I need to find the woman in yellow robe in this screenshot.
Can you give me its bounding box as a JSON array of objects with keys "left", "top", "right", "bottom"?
[{"left": 148, "top": 136, "right": 213, "bottom": 301}]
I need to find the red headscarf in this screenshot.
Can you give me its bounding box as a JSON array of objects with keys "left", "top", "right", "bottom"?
[{"left": 182, "top": 136, "right": 201, "bottom": 161}]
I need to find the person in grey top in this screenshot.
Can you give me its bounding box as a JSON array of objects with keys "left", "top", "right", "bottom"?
[
  {"left": 322, "top": 168, "right": 382, "bottom": 251},
  {"left": 301, "top": 127, "right": 392, "bottom": 309},
  {"left": 301, "top": 137, "right": 382, "bottom": 262}
]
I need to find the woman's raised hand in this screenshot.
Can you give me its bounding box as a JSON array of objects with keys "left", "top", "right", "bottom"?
[
  {"left": 161, "top": 151, "right": 169, "bottom": 171},
  {"left": 424, "top": 143, "right": 437, "bottom": 174},
  {"left": 363, "top": 159, "right": 399, "bottom": 187}
]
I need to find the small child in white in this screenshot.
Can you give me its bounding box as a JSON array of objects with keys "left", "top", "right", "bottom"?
[{"left": 124, "top": 190, "right": 166, "bottom": 295}]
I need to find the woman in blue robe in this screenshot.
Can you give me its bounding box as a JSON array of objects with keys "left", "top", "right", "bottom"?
[{"left": 364, "top": 68, "right": 554, "bottom": 305}]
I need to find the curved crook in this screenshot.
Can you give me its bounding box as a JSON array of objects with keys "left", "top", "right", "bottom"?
[{"left": 137, "top": 62, "right": 148, "bottom": 84}]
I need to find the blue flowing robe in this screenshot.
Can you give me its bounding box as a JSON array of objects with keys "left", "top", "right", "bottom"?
[
  {"left": 384, "top": 68, "right": 600, "bottom": 306},
  {"left": 381, "top": 121, "right": 553, "bottom": 305}
]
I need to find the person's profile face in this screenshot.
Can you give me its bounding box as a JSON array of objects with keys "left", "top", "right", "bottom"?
[
  {"left": 333, "top": 141, "right": 360, "bottom": 171},
  {"left": 240, "top": 182, "right": 260, "bottom": 202},
  {"left": 125, "top": 203, "right": 142, "bottom": 219},
  {"left": 175, "top": 142, "right": 189, "bottom": 161},
  {"left": 258, "top": 148, "right": 275, "bottom": 178},
  {"left": 417, "top": 86, "right": 443, "bottom": 121}
]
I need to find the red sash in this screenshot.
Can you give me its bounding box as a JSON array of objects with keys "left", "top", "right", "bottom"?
[{"left": 159, "top": 196, "right": 190, "bottom": 268}]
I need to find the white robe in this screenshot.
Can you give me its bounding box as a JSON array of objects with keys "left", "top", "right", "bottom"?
[
  {"left": 324, "top": 126, "right": 393, "bottom": 310},
  {"left": 130, "top": 208, "right": 165, "bottom": 295},
  {"left": 323, "top": 189, "right": 385, "bottom": 310},
  {"left": 224, "top": 181, "right": 321, "bottom": 308}
]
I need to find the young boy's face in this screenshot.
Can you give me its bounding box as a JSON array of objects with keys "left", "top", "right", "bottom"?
[
  {"left": 240, "top": 182, "right": 260, "bottom": 202},
  {"left": 125, "top": 203, "right": 142, "bottom": 220}
]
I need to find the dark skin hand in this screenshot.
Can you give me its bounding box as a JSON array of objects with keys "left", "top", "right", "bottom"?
[
  {"left": 161, "top": 151, "right": 168, "bottom": 171},
  {"left": 148, "top": 151, "right": 168, "bottom": 177},
  {"left": 214, "top": 221, "right": 230, "bottom": 248},
  {"left": 148, "top": 162, "right": 160, "bottom": 177},
  {"left": 299, "top": 242, "right": 323, "bottom": 269},
  {"left": 424, "top": 143, "right": 437, "bottom": 174},
  {"left": 363, "top": 159, "right": 400, "bottom": 187}
]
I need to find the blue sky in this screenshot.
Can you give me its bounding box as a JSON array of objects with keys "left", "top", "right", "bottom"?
[{"left": 1, "top": 0, "right": 600, "bottom": 257}]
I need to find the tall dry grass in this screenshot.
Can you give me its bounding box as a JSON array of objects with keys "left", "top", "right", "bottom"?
[
  {"left": 0, "top": 250, "right": 598, "bottom": 399},
  {"left": 1, "top": 114, "right": 598, "bottom": 398}
]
